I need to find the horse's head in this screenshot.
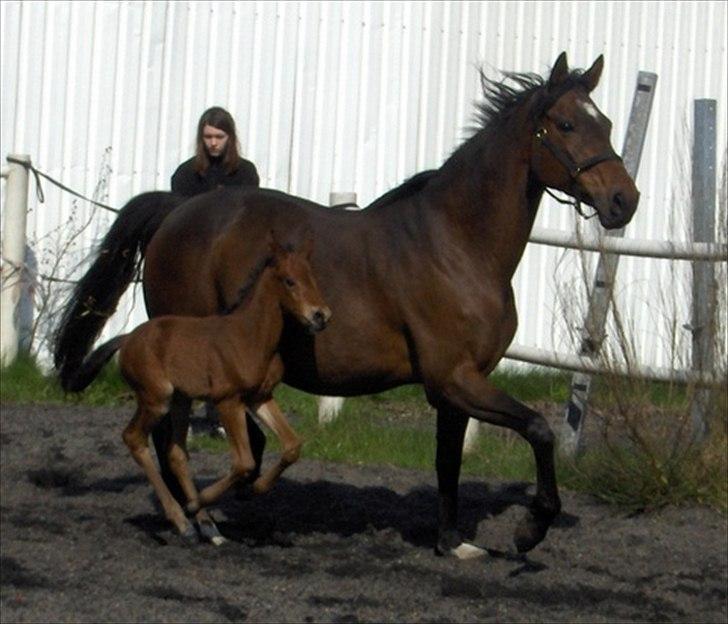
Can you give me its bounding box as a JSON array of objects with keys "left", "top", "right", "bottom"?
[
  {"left": 269, "top": 232, "right": 332, "bottom": 333},
  {"left": 530, "top": 52, "right": 639, "bottom": 229}
]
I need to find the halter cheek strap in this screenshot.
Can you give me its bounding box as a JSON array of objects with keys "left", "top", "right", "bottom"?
[
  {"left": 534, "top": 127, "right": 622, "bottom": 219},
  {"left": 534, "top": 127, "right": 622, "bottom": 179}
]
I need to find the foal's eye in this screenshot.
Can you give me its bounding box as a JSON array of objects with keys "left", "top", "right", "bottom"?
[
  {"left": 556, "top": 120, "right": 575, "bottom": 132},
  {"left": 284, "top": 278, "right": 296, "bottom": 288}
]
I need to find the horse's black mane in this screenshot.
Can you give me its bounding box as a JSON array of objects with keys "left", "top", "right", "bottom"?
[
  {"left": 366, "top": 170, "right": 438, "bottom": 210},
  {"left": 363, "top": 65, "right": 591, "bottom": 210},
  {"left": 473, "top": 66, "right": 590, "bottom": 130},
  {"left": 223, "top": 243, "right": 294, "bottom": 314}
]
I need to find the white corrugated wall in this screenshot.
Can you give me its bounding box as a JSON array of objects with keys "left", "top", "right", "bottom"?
[{"left": 1, "top": 0, "right": 726, "bottom": 372}]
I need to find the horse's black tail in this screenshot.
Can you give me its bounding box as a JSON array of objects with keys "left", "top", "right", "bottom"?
[
  {"left": 53, "top": 191, "right": 185, "bottom": 390},
  {"left": 64, "top": 335, "right": 126, "bottom": 393}
]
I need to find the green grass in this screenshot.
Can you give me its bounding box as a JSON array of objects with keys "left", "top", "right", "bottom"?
[
  {"left": 3, "top": 356, "right": 725, "bottom": 510},
  {"left": 0, "top": 353, "right": 131, "bottom": 406}
]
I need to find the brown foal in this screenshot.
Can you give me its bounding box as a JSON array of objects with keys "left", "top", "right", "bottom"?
[{"left": 67, "top": 235, "right": 331, "bottom": 542}]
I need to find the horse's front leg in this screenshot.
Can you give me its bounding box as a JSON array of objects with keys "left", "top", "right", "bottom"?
[
  {"left": 250, "top": 400, "right": 302, "bottom": 494},
  {"left": 431, "top": 363, "right": 561, "bottom": 555},
  {"left": 431, "top": 406, "right": 487, "bottom": 559}
]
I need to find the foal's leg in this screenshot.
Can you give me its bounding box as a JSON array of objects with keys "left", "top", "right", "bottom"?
[
  {"left": 162, "top": 398, "right": 225, "bottom": 544},
  {"left": 250, "top": 400, "right": 302, "bottom": 494},
  {"left": 123, "top": 402, "right": 196, "bottom": 540},
  {"left": 196, "top": 398, "right": 256, "bottom": 507},
  {"left": 153, "top": 403, "right": 267, "bottom": 502},
  {"left": 434, "top": 364, "right": 561, "bottom": 554}
]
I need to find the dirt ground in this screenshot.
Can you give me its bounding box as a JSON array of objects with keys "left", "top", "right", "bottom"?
[{"left": 1, "top": 401, "right": 726, "bottom": 623}]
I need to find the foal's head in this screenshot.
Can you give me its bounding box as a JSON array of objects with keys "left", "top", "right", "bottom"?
[
  {"left": 268, "top": 234, "right": 332, "bottom": 333},
  {"left": 528, "top": 52, "right": 639, "bottom": 229}
]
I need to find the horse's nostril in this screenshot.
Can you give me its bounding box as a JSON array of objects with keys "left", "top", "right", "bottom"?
[
  {"left": 313, "top": 310, "right": 326, "bottom": 326},
  {"left": 612, "top": 191, "right": 625, "bottom": 211}
]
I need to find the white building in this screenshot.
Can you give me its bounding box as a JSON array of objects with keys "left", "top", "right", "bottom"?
[{"left": 1, "top": 1, "right": 726, "bottom": 372}]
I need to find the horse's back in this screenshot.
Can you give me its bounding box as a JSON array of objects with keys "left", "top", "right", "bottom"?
[{"left": 142, "top": 185, "right": 416, "bottom": 393}]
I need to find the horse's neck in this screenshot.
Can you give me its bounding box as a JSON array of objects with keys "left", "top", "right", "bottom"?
[
  {"left": 227, "top": 274, "right": 283, "bottom": 356},
  {"left": 430, "top": 110, "right": 544, "bottom": 281}
]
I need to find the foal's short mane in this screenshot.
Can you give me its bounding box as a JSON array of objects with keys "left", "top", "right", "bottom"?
[{"left": 223, "top": 244, "right": 294, "bottom": 315}]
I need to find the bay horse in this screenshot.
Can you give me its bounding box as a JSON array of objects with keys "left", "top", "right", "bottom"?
[
  {"left": 54, "top": 53, "right": 639, "bottom": 558},
  {"left": 63, "top": 235, "right": 331, "bottom": 542}
]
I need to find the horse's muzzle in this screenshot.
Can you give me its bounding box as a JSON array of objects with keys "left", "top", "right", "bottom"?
[{"left": 593, "top": 184, "right": 640, "bottom": 230}]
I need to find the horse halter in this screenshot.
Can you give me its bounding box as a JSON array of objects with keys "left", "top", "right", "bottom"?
[
  {"left": 534, "top": 126, "right": 622, "bottom": 218},
  {"left": 534, "top": 126, "right": 622, "bottom": 179}
]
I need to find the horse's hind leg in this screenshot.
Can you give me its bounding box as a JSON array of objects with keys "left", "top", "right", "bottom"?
[
  {"left": 197, "top": 398, "right": 256, "bottom": 507},
  {"left": 123, "top": 402, "right": 196, "bottom": 541},
  {"left": 250, "top": 400, "right": 302, "bottom": 495}
]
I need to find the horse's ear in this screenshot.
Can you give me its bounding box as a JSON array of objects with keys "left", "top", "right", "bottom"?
[
  {"left": 548, "top": 52, "right": 570, "bottom": 90},
  {"left": 581, "top": 55, "right": 604, "bottom": 92}
]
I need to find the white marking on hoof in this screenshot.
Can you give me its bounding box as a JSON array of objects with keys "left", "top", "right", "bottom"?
[
  {"left": 452, "top": 542, "right": 487, "bottom": 560},
  {"left": 210, "top": 535, "right": 227, "bottom": 546}
]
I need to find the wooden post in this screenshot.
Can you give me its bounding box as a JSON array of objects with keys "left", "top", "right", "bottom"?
[
  {"left": 690, "top": 100, "right": 717, "bottom": 441},
  {"left": 1, "top": 154, "right": 31, "bottom": 367},
  {"left": 559, "top": 73, "right": 658, "bottom": 457}
]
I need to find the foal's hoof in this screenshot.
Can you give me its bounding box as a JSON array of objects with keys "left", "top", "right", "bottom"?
[
  {"left": 197, "top": 518, "right": 227, "bottom": 546},
  {"left": 179, "top": 522, "right": 199, "bottom": 545},
  {"left": 513, "top": 508, "right": 556, "bottom": 553}
]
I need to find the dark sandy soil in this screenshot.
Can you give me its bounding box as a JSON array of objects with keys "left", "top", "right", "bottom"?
[{"left": 1, "top": 402, "right": 726, "bottom": 623}]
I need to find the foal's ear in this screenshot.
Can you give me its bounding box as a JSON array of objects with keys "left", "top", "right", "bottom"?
[
  {"left": 581, "top": 55, "right": 604, "bottom": 92},
  {"left": 301, "top": 234, "right": 314, "bottom": 259},
  {"left": 548, "top": 52, "right": 570, "bottom": 90},
  {"left": 267, "top": 229, "right": 286, "bottom": 261}
]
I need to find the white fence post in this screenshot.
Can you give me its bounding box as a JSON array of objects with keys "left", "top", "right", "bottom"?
[
  {"left": 690, "top": 100, "right": 717, "bottom": 441},
  {"left": 1, "top": 154, "right": 31, "bottom": 367},
  {"left": 317, "top": 191, "right": 358, "bottom": 424},
  {"left": 559, "top": 72, "right": 658, "bottom": 457}
]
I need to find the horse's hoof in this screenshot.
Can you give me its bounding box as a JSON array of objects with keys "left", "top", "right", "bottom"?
[
  {"left": 197, "top": 518, "right": 226, "bottom": 546},
  {"left": 513, "top": 512, "right": 550, "bottom": 553},
  {"left": 451, "top": 542, "right": 488, "bottom": 560},
  {"left": 435, "top": 540, "right": 488, "bottom": 560}
]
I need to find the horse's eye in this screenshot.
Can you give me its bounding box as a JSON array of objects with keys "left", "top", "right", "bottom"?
[
  {"left": 557, "top": 120, "right": 574, "bottom": 132},
  {"left": 284, "top": 278, "right": 296, "bottom": 288}
]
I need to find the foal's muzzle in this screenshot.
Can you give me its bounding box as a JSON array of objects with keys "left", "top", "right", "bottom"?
[{"left": 307, "top": 307, "right": 332, "bottom": 333}]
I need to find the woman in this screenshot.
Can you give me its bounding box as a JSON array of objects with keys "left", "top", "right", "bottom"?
[
  {"left": 171, "top": 106, "right": 259, "bottom": 196},
  {"left": 171, "top": 106, "right": 261, "bottom": 439}
]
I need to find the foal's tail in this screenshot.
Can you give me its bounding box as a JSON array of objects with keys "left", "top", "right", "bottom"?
[
  {"left": 53, "top": 191, "right": 185, "bottom": 391},
  {"left": 64, "top": 335, "right": 127, "bottom": 393}
]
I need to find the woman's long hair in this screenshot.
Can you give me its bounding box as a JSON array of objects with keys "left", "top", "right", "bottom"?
[{"left": 194, "top": 106, "right": 241, "bottom": 175}]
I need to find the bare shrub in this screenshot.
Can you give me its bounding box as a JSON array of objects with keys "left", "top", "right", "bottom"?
[
  {"left": 16, "top": 148, "right": 118, "bottom": 367},
  {"left": 555, "top": 151, "right": 728, "bottom": 510}
]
